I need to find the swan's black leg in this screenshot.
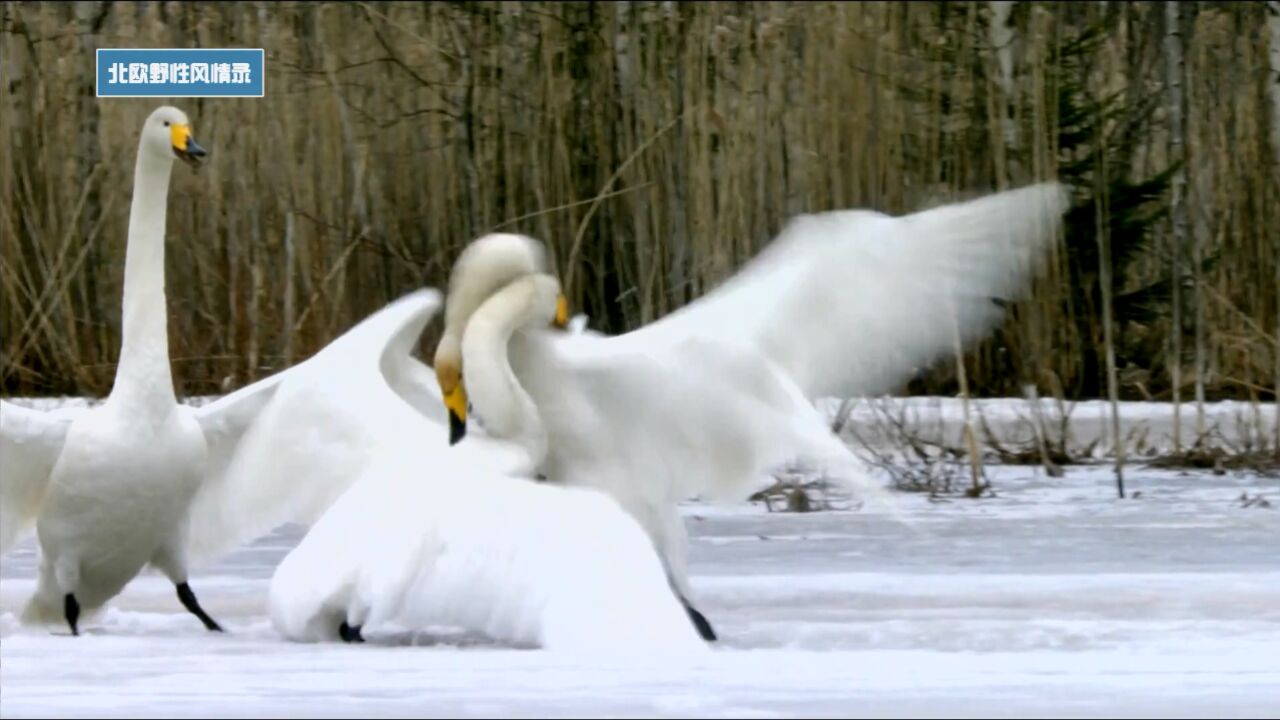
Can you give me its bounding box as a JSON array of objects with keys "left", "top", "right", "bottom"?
[
  {"left": 64, "top": 593, "right": 80, "bottom": 636},
  {"left": 176, "top": 582, "right": 224, "bottom": 632},
  {"left": 679, "top": 595, "right": 717, "bottom": 642},
  {"left": 339, "top": 620, "right": 364, "bottom": 643}
]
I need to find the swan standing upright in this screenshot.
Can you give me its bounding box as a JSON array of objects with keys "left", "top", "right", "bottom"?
[
  {"left": 3, "top": 106, "right": 218, "bottom": 634},
  {"left": 434, "top": 182, "right": 1073, "bottom": 641},
  {"left": 0, "top": 108, "right": 456, "bottom": 636}
]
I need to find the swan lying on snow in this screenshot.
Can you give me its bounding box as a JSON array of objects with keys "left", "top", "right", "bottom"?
[
  {"left": 0, "top": 106, "right": 457, "bottom": 635},
  {"left": 269, "top": 282, "right": 708, "bottom": 657},
  {"left": 434, "top": 182, "right": 1073, "bottom": 641}
]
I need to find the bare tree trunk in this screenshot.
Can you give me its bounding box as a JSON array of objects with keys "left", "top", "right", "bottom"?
[
  {"left": 666, "top": 10, "right": 690, "bottom": 312},
  {"left": 1268, "top": 1, "right": 1280, "bottom": 452},
  {"left": 282, "top": 211, "right": 296, "bottom": 368},
  {"left": 1097, "top": 162, "right": 1125, "bottom": 498},
  {"left": 74, "top": 2, "right": 109, "bottom": 384},
  {"left": 1164, "top": 0, "right": 1189, "bottom": 452},
  {"left": 990, "top": 0, "right": 1050, "bottom": 458},
  {"left": 782, "top": 15, "right": 808, "bottom": 219},
  {"left": 989, "top": 0, "right": 1020, "bottom": 181},
  {"left": 1181, "top": 5, "right": 1207, "bottom": 441},
  {"left": 247, "top": 204, "right": 262, "bottom": 382},
  {"left": 949, "top": 308, "right": 987, "bottom": 497}
]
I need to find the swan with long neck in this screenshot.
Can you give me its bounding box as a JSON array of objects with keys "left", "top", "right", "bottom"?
[
  {"left": 268, "top": 284, "right": 706, "bottom": 656},
  {"left": 457, "top": 274, "right": 570, "bottom": 466},
  {"left": 433, "top": 233, "right": 552, "bottom": 444},
  {"left": 111, "top": 113, "right": 201, "bottom": 414},
  {"left": 3, "top": 110, "right": 527, "bottom": 638},
  {"left": 4, "top": 108, "right": 466, "bottom": 638},
  {"left": 437, "top": 183, "right": 1072, "bottom": 642},
  {"left": 12, "top": 106, "right": 219, "bottom": 635}
]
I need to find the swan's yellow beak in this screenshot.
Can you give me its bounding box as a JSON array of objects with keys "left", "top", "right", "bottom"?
[
  {"left": 435, "top": 360, "right": 468, "bottom": 445},
  {"left": 553, "top": 294, "right": 569, "bottom": 329},
  {"left": 170, "top": 123, "right": 207, "bottom": 169},
  {"left": 444, "top": 384, "right": 468, "bottom": 445}
]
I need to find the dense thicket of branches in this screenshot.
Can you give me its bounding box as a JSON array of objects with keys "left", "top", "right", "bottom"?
[{"left": 2, "top": 1, "right": 1276, "bottom": 403}]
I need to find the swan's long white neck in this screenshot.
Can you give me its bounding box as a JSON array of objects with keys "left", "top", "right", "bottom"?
[
  {"left": 460, "top": 283, "right": 548, "bottom": 466},
  {"left": 110, "top": 147, "right": 176, "bottom": 414}
]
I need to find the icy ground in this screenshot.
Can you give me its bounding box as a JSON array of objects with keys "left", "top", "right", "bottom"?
[{"left": 2, "top": 459, "right": 1277, "bottom": 718}]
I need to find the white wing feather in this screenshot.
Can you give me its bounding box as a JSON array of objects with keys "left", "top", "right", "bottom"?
[
  {"left": 616, "top": 182, "right": 1071, "bottom": 400},
  {"left": 183, "top": 289, "right": 447, "bottom": 565},
  {"left": 0, "top": 401, "right": 81, "bottom": 553}
]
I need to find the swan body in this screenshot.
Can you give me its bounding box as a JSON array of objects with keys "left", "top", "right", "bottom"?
[
  {"left": 269, "top": 280, "right": 707, "bottom": 657},
  {"left": 436, "top": 182, "right": 1073, "bottom": 634}
]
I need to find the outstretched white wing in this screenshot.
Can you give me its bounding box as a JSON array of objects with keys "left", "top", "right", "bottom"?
[
  {"left": 617, "top": 182, "right": 1071, "bottom": 400},
  {"left": 184, "top": 288, "right": 447, "bottom": 565},
  {"left": 0, "top": 401, "right": 81, "bottom": 553}
]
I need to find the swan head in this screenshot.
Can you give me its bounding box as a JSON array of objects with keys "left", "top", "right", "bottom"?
[
  {"left": 443, "top": 233, "right": 549, "bottom": 338},
  {"left": 435, "top": 232, "right": 555, "bottom": 445},
  {"left": 433, "top": 334, "right": 469, "bottom": 446},
  {"left": 143, "top": 106, "right": 207, "bottom": 169},
  {"left": 435, "top": 272, "right": 570, "bottom": 446}
]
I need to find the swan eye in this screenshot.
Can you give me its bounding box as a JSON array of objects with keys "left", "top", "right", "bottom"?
[{"left": 164, "top": 121, "right": 170, "bottom": 127}]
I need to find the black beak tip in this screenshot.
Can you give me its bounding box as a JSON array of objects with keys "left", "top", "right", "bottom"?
[
  {"left": 449, "top": 411, "right": 467, "bottom": 446},
  {"left": 175, "top": 141, "right": 207, "bottom": 169}
]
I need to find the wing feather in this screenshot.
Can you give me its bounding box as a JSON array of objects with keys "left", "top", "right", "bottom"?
[
  {"left": 0, "top": 400, "right": 80, "bottom": 553},
  {"left": 184, "top": 289, "right": 445, "bottom": 565},
  {"left": 618, "top": 182, "right": 1071, "bottom": 400}
]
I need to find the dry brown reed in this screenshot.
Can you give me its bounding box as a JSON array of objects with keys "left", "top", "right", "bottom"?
[{"left": 1, "top": 1, "right": 1276, "bottom": 403}]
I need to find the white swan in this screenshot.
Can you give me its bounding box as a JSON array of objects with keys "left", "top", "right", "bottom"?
[
  {"left": 0, "top": 106, "right": 225, "bottom": 634},
  {"left": 0, "top": 107, "right": 449, "bottom": 636},
  {"left": 268, "top": 279, "right": 707, "bottom": 658},
  {"left": 434, "top": 182, "right": 1072, "bottom": 640},
  {"left": 2, "top": 282, "right": 452, "bottom": 634}
]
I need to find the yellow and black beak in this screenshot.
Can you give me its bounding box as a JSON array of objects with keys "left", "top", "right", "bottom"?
[
  {"left": 170, "top": 123, "right": 207, "bottom": 169},
  {"left": 444, "top": 383, "right": 468, "bottom": 446},
  {"left": 553, "top": 294, "right": 570, "bottom": 329}
]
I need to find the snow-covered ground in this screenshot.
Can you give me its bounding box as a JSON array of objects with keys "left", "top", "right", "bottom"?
[
  {"left": 817, "top": 396, "right": 1278, "bottom": 459},
  {"left": 2, "top": 457, "right": 1277, "bottom": 717}
]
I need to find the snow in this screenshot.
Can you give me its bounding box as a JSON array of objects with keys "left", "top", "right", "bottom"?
[
  {"left": 817, "top": 396, "right": 1277, "bottom": 459},
  {"left": 2, "top": 398, "right": 1279, "bottom": 718}
]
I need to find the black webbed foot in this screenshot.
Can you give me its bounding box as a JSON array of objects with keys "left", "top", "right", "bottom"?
[
  {"left": 679, "top": 596, "right": 717, "bottom": 642},
  {"left": 176, "top": 582, "right": 224, "bottom": 632},
  {"left": 339, "top": 621, "right": 365, "bottom": 643},
  {"left": 64, "top": 593, "right": 80, "bottom": 636}
]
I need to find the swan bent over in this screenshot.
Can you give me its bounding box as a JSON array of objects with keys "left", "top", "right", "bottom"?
[
  {"left": 434, "top": 182, "right": 1073, "bottom": 641},
  {"left": 269, "top": 282, "right": 708, "bottom": 657}
]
